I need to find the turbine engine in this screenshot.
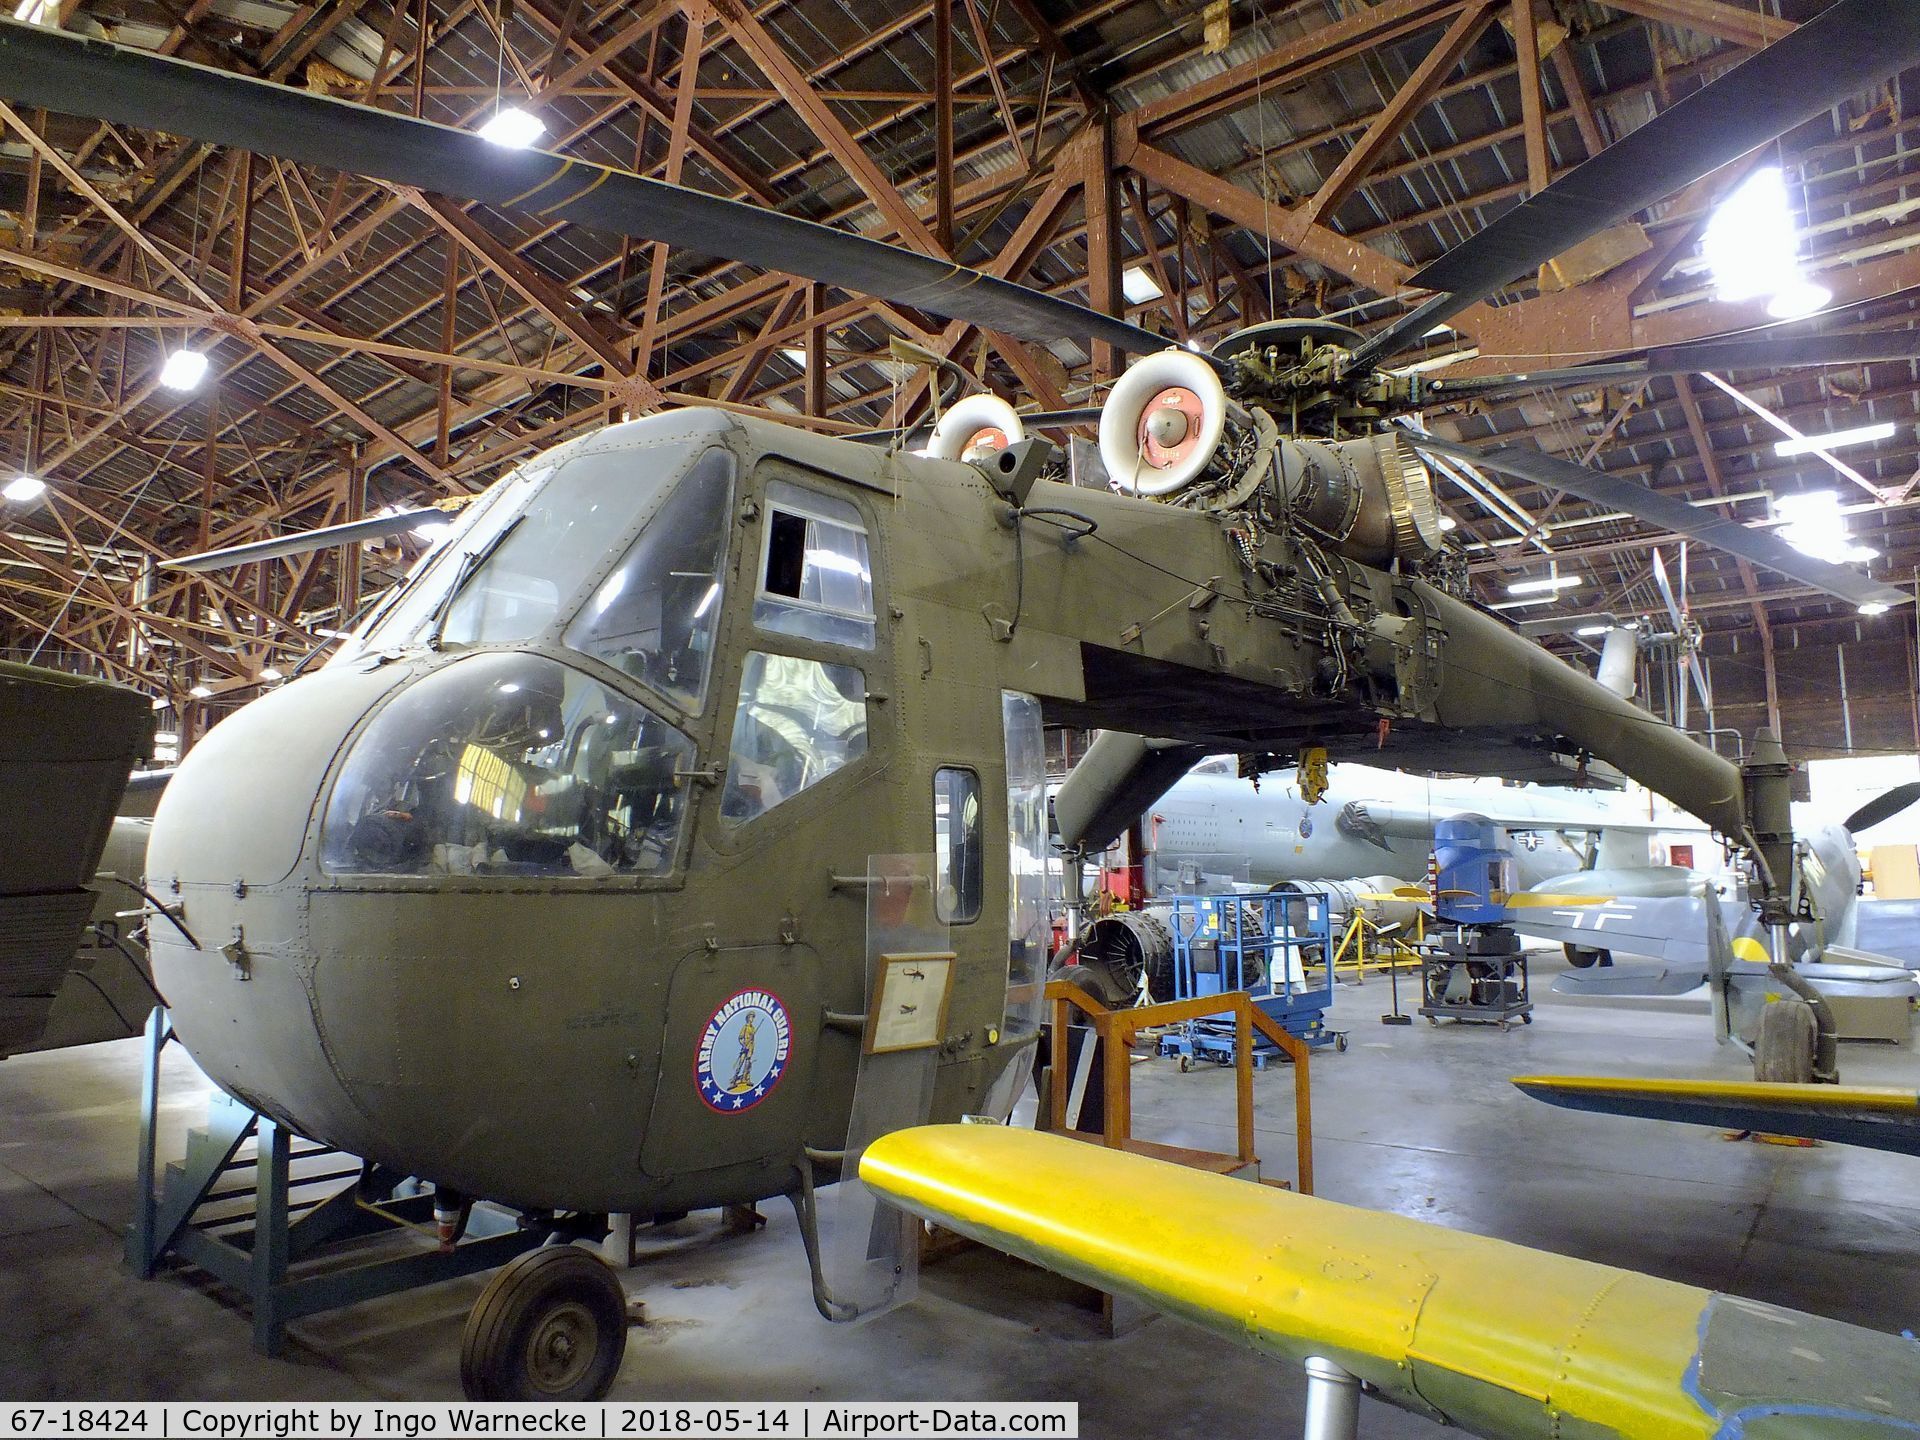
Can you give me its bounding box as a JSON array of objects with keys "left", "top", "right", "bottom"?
[{"left": 1097, "top": 348, "right": 1446, "bottom": 568}]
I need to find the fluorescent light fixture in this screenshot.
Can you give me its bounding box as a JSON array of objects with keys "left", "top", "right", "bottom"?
[
  {"left": 1775, "top": 489, "right": 1877, "bottom": 564},
  {"left": 477, "top": 106, "right": 545, "bottom": 148},
  {"left": 781, "top": 347, "right": 808, "bottom": 367},
  {"left": 1860, "top": 602, "right": 1892, "bottom": 616},
  {"left": 1574, "top": 624, "right": 1613, "bottom": 637},
  {"left": 153, "top": 732, "right": 179, "bottom": 746},
  {"left": 1702, "top": 166, "right": 1828, "bottom": 318},
  {"left": 159, "top": 349, "right": 209, "bottom": 391},
  {"left": 1767, "top": 277, "right": 1831, "bottom": 319},
  {"left": 1423, "top": 323, "right": 1455, "bottom": 338},
  {"left": 189, "top": 683, "right": 213, "bottom": 698},
  {"left": 1121, "top": 266, "right": 1163, "bottom": 304},
  {"left": 2, "top": 474, "right": 45, "bottom": 502},
  {"left": 1774, "top": 421, "right": 1896, "bottom": 457},
  {"left": 1438, "top": 515, "right": 1457, "bottom": 532},
  {"left": 259, "top": 666, "right": 284, "bottom": 682},
  {"left": 1506, "top": 575, "right": 1583, "bottom": 595},
  {"left": 412, "top": 519, "right": 454, "bottom": 541}
]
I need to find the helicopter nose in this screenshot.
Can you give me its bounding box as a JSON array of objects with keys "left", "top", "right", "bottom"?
[
  {"left": 144, "top": 659, "right": 411, "bottom": 1127},
  {"left": 146, "top": 660, "right": 409, "bottom": 894}
]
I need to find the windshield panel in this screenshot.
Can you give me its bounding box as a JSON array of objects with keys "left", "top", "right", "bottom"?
[
  {"left": 322, "top": 652, "right": 694, "bottom": 878},
  {"left": 564, "top": 448, "right": 733, "bottom": 714},
  {"left": 347, "top": 461, "right": 554, "bottom": 657},
  {"left": 433, "top": 442, "right": 693, "bottom": 647}
]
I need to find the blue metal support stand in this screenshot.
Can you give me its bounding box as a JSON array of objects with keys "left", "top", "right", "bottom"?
[
  {"left": 1156, "top": 894, "right": 1345, "bottom": 1067},
  {"left": 127, "top": 1007, "right": 570, "bottom": 1355}
]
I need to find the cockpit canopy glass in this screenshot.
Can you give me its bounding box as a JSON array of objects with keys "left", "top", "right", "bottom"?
[
  {"left": 347, "top": 461, "right": 554, "bottom": 655},
  {"left": 432, "top": 443, "right": 696, "bottom": 648},
  {"left": 563, "top": 448, "right": 733, "bottom": 714},
  {"left": 356, "top": 434, "right": 728, "bottom": 658},
  {"left": 321, "top": 652, "right": 694, "bottom": 879}
]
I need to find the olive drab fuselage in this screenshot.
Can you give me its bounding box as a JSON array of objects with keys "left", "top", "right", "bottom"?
[{"left": 144, "top": 407, "right": 1746, "bottom": 1214}]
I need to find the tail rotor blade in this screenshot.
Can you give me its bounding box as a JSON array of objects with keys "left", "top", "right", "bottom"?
[
  {"left": 1650, "top": 550, "right": 1687, "bottom": 634},
  {"left": 1685, "top": 651, "right": 1713, "bottom": 713}
]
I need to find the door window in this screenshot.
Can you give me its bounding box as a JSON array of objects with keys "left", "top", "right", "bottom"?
[
  {"left": 753, "top": 481, "right": 874, "bottom": 649},
  {"left": 720, "top": 651, "right": 868, "bottom": 824}
]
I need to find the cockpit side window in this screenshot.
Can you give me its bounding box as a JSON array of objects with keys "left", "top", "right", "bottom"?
[
  {"left": 564, "top": 449, "right": 733, "bottom": 714},
  {"left": 720, "top": 651, "right": 868, "bottom": 825},
  {"left": 752, "top": 481, "right": 874, "bottom": 650},
  {"left": 321, "top": 653, "right": 695, "bottom": 879}
]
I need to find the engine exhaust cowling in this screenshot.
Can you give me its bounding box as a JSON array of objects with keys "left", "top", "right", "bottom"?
[{"left": 1266, "top": 431, "right": 1444, "bottom": 567}]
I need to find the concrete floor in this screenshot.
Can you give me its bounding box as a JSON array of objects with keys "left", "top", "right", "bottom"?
[{"left": 3, "top": 952, "right": 1919, "bottom": 1433}]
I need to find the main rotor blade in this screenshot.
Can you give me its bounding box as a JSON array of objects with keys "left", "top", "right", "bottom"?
[
  {"left": 164, "top": 508, "right": 446, "bottom": 572},
  {"left": 0, "top": 21, "right": 1169, "bottom": 359},
  {"left": 1843, "top": 781, "right": 1920, "bottom": 835},
  {"left": 1353, "top": 0, "right": 1920, "bottom": 368},
  {"left": 1425, "top": 328, "right": 1920, "bottom": 404},
  {"left": 1412, "top": 435, "right": 1911, "bottom": 612}
]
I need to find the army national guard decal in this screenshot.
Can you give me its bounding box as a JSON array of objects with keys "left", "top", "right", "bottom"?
[{"left": 696, "top": 990, "right": 793, "bottom": 1113}]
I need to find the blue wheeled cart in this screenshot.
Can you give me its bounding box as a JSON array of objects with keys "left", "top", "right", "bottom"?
[{"left": 1155, "top": 892, "right": 1344, "bottom": 1069}]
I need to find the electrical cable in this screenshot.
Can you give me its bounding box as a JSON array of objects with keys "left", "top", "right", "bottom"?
[
  {"left": 98, "top": 875, "right": 201, "bottom": 951},
  {"left": 92, "top": 927, "right": 168, "bottom": 1009},
  {"left": 61, "top": 968, "right": 141, "bottom": 1035}
]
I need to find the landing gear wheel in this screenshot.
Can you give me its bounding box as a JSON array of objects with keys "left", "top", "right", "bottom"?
[
  {"left": 461, "top": 1244, "right": 629, "bottom": 1401},
  {"left": 1564, "top": 944, "right": 1610, "bottom": 969},
  {"left": 1753, "top": 1000, "right": 1817, "bottom": 1085}
]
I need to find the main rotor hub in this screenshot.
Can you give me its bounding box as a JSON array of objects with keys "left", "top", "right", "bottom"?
[{"left": 1211, "top": 318, "right": 1367, "bottom": 363}]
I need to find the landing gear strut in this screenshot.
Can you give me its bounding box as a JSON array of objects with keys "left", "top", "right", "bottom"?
[{"left": 460, "top": 1245, "right": 630, "bottom": 1400}]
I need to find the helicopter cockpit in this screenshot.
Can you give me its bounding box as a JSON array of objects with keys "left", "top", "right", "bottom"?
[
  {"left": 320, "top": 419, "right": 746, "bottom": 879},
  {"left": 318, "top": 652, "right": 695, "bottom": 878}
]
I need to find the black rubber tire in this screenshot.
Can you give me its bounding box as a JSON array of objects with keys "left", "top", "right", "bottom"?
[
  {"left": 1753, "top": 1000, "right": 1817, "bottom": 1085},
  {"left": 1564, "top": 944, "right": 1610, "bottom": 969},
  {"left": 461, "top": 1245, "right": 629, "bottom": 1401}
]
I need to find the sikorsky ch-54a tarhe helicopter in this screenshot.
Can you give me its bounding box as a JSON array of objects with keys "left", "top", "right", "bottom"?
[{"left": 2, "top": 0, "right": 1919, "bottom": 1405}]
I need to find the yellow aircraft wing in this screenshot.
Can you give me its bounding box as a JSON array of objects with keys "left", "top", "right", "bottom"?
[
  {"left": 860, "top": 1125, "right": 1920, "bottom": 1436},
  {"left": 1513, "top": 1074, "right": 1920, "bottom": 1157}
]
